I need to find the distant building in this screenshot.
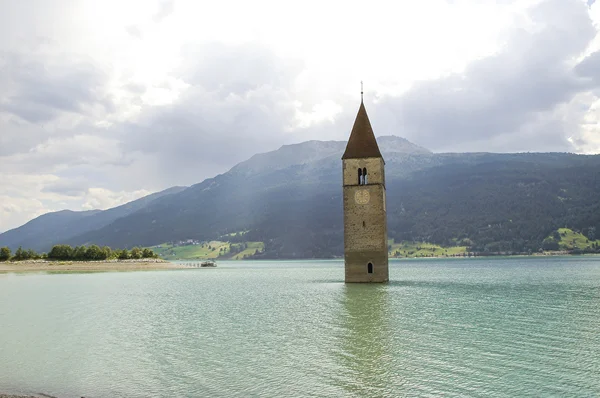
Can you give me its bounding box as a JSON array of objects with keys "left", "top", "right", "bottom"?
[{"left": 342, "top": 95, "right": 389, "bottom": 282}]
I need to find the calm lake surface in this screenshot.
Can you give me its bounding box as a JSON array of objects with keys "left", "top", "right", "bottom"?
[{"left": 1, "top": 257, "right": 600, "bottom": 397}]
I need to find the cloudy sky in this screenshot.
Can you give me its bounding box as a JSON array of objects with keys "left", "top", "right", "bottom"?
[{"left": 1, "top": 0, "right": 600, "bottom": 232}]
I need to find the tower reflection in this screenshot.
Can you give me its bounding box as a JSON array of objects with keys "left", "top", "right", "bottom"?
[{"left": 334, "top": 284, "right": 393, "bottom": 397}]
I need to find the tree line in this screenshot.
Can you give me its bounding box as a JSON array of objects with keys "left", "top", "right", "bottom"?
[{"left": 0, "top": 245, "right": 157, "bottom": 262}]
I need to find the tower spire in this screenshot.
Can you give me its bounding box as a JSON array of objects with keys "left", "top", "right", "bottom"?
[{"left": 341, "top": 95, "right": 383, "bottom": 160}]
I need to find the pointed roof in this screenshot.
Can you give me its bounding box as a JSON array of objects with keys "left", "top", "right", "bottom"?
[{"left": 342, "top": 101, "right": 383, "bottom": 159}]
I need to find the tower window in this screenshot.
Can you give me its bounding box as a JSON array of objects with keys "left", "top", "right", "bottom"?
[
  {"left": 362, "top": 221, "right": 366, "bottom": 228},
  {"left": 367, "top": 263, "right": 373, "bottom": 273},
  {"left": 358, "top": 168, "right": 368, "bottom": 185}
]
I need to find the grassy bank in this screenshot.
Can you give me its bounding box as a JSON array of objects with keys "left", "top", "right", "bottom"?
[
  {"left": 389, "top": 240, "right": 468, "bottom": 258},
  {"left": 152, "top": 241, "right": 264, "bottom": 260},
  {"left": 556, "top": 228, "right": 600, "bottom": 250}
]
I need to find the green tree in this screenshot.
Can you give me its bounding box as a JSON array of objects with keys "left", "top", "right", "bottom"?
[
  {"left": 130, "top": 247, "right": 142, "bottom": 259},
  {"left": 142, "top": 248, "right": 154, "bottom": 258},
  {"left": 542, "top": 237, "right": 559, "bottom": 251},
  {"left": 13, "top": 246, "right": 25, "bottom": 261},
  {"left": 85, "top": 245, "right": 104, "bottom": 260},
  {"left": 118, "top": 249, "right": 130, "bottom": 260},
  {"left": 102, "top": 246, "right": 112, "bottom": 260},
  {"left": 460, "top": 238, "right": 474, "bottom": 247},
  {"left": 0, "top": 247, "right": 11, "bottom": 261},
  {"left": 73, "top": 246, "right": 87, "bottom": 260},
  {"left": 48, "top": 245, "right": 74, "bottom": 260},
  {"left": 25, "top": 249, "right": 39, "bottom": 260}
]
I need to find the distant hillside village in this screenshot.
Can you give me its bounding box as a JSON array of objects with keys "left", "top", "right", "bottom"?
[{"left": 162, "top": 239, "right": 202, "bottom": 247}]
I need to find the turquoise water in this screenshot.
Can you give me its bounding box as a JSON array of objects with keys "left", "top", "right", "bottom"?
[{"left": 1, "top": 257, "right": 600, "bottom": 397}]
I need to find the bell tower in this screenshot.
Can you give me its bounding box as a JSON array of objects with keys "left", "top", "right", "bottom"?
[{"left": 342, "top": 93, "right": 388, "bottom": 283}]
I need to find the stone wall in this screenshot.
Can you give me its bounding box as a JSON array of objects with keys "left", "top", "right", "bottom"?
[
  {"left": 343, "top": 184, "right": 387, "bottom": 251},
  {"left": 344, "top": 251, "right": 389, "bottom": 283},
  {"left": 342, "top": 157, "right": 385, "bottom": 186},
  {"left": 342, "top": 157, "right": 389, "bottom": 282}
]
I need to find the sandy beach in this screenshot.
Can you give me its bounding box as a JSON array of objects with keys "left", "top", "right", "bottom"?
[{"left": 0, "top": 259, "right": 182, "bottom": 273}]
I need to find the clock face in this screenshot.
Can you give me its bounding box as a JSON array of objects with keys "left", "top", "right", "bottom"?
[{"left": 354, "top": 189, "right": 370, "bottom": 205}]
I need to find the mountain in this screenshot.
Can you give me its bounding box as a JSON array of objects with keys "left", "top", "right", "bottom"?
[
  {"left": 228, "top": 136, "right": 430, "bottom": 175},
  {"left": 65, "top": 137, "right": 430, "bottom": 251},
  {"left": 0, "top": 186, "right": 187, "bottom": 252},
  {"left": 2, "top": 136, "right": 600, "bottom": 257},
  {"left": 65, "top": 138, "right": 600, "bottom": 257}
]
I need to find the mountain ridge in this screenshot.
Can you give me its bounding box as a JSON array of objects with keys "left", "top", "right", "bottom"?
[{"left": 1, "top": 136, "right": 599, "bottom": 257}]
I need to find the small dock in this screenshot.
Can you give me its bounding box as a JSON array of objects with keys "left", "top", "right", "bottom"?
[{"left": 182, "top": 261, "right": 217, "bottom": 268}]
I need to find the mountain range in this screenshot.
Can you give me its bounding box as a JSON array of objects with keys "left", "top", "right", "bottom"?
[{"left": 1, "top": 136, "right": 599, "bottom": 258}]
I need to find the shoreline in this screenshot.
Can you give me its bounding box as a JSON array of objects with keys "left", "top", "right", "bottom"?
[
  {"left": 0, "top": 259, "right": 183, "bottom": 273},
  {"left": 1, "top": 253, "right": 598, "bottom": 272},
  {"left": 0, "top": 395, "right": 41, "bottom": 398}
]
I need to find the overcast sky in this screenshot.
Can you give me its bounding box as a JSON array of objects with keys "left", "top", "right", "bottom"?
[{"left": 1, "top": 0, "right": 600, "bottom": 232}]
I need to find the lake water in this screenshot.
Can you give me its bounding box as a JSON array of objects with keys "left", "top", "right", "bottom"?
[{"left": 1, "top": 257, "right": 600, "bottom": 397}]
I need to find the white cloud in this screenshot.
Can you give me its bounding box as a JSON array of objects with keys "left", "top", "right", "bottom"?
[
  {"left": 293, "top": 100, "right": 343, "bottom": 129},
  {"left": 1, "top": 0, "right": 600, "bottom": 231},
  {"left": 0, "top": 173, "right": 60, "bottom": 233},
  {"left": 81, "top": 188, "right": 151, "bottom": 210},
  {"left": 0, "top": 195, "right": 49, "bottom": 233},
  {"left": 1, "top": 135, "right": 123, "bottom": 174},
  {"left": 0, "top": 171, "right": 151, "bottom": 232}
]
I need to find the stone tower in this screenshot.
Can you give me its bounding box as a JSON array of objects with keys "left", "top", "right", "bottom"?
[{"left": 342, "top": 98, "right": 389, "bottom": 283}]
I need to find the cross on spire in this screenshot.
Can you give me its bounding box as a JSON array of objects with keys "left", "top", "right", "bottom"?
[{"left": 361, "top": 81, "right": 363, "bottom": 103}]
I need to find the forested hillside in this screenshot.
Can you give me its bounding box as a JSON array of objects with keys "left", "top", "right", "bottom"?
[
  {"left": 385, "top": 154, "right": 600, "bottom": 253},
  {"left": 2, "top": 137, "right": 599, "bottom": 258},
  {"left": 65, "top": 147, "right": 600, "bottom": 258}
]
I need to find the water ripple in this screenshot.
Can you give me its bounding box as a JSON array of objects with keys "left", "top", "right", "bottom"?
[{"left": 1, "top": 258, "right": 600, "bottom": 397}]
